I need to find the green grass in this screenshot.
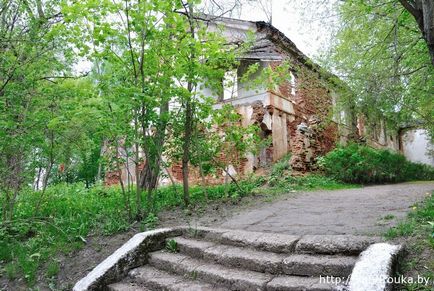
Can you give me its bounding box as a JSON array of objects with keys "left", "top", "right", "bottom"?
[
  {"left": 0, "top": 166, "right": 354, "bottom": 287},
  {"left": 46, "top": 260, "right": 60, "bottom": 278},
  {"left": 165, "top": 239, "right": 178, "bottom": 253},
  {"left": 264, "top": 154, "right": 358, "bottom": 195},
  {"left": 383, "top": 214, "right": 396, "bottom": 220},
  {"left": 385, "top": 193, "right": 434, "bottom": 240},
  {"left": 0, "top": 183, "right": 133, "bottom": 286},
  {"left": 385, "top": 191, "right": 434, "bottom": 290}
]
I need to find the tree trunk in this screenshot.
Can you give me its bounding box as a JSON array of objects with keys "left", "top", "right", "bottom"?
[
  {"left": 137, "top": 100, "right": 169, "bottom": 215},
  {"left": 139, "top": 159, "right": 160, "bottom": 207},
  {"left": 198, "top": 161, "right": 208, "bottom": 201},
  {"left": 180, "top": 2, "right": 196, "bottom": 207},
  {"left": 182, "top": 95, "right": 192, "bottom": 207},
  {"left": 399, "top": 0, "right": 434, "bottom": 65},
  {"left": 96, "top": 141, "right": 105, "bottom": 182},
  {"left": 115, "top": 144, "right": 131, "bottom": 220},
  {"left": 35, "top": 166, "right": 42, "bottom": 191},
  {"left": 134, "top": 116, "right": 141, "bottom": 216},
  {"left": 5, "top": 153, "right": 24, "bottom": 221},
  {"left": 35, "top": 130, "right": 55, "bottom": 214}
]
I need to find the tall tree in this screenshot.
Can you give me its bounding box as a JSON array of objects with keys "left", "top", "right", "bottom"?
[
  {"left": 0, "top": 0, "right": 73, "bottom": 220},
  {"left": 66, "top": 0, "right": 243, "bottom": 213},
  {"left": 327, "top": 0, "right": 433, "bottom": 138},
  {"left": 399, "top": 0, "right": 434, "bottom": 65},
  {"left": 175, "top": 1, "right": 241, "bottom": 205}
]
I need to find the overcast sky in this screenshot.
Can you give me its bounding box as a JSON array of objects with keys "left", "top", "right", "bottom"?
[
  {"left": 75, "top": 0, "right": 337, "bottom": 73},
  {"left": 233, "top": 0, "right": 338, "bottom": 59}
]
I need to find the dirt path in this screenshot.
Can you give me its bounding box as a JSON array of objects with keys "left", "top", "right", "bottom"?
[{"left": 218, "top": 182, "right": 434, "bottom": 235}]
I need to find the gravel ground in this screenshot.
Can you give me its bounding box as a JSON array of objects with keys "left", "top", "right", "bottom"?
[{"left": 218, "top": 182, "right": 434, "bottom": 235}]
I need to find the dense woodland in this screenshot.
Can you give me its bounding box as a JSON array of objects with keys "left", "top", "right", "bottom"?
[{"left": 0, "top": 0, "right": 433, "bottom": 289}]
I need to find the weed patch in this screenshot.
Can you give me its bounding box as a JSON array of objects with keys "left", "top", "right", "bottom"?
[
  {"left": 385, "top": 192, "right": 434, "bottom": 290},
  {"left": 166, "top": 239, "right": 178, "bottom": 253},
  {"left": 0, "top": 183, "right": 132, "bottom": 286}
]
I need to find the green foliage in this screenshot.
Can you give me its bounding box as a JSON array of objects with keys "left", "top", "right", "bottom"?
[
  {"left": 268, "top": 174, "right": 355, "bottom": 194},
  {"left": 268, "top": 154, "right": 292, "bottom": 187},
  {"left": 165, "top": 239, "right": 178, "bottom": 253},
  {"left": 265, "top": 154, "right": 356, "bottom": 194},
  {"left": 4, "top": 263, "right": 18, "bottom": 281},
  {"left": 0, "top": 1, "right": 96, "bottom": 220},
  {"left": 152, "top": 177, "right": 264, "bottom": 211},
  {"left": 46, "top": 260, "right": 60, "bottom": 278},
  {"left": 320, "top": 143, "right": 434, "bottom": 184},
  {"left": 62, "top": 0, "right": 257, "bottom": 209},
  {"left": 0, "top": 183, "right": 132, "bottom": 285},
  {"left": 384, "top": 192, "right": 434, "bottom": 290},
  {"left": 142, "top": 213, "right": 159, "bottom": 230},
  {"left": 385, "top": 220, "right": 416, "bottom": 239},
  {"left": 327, "top": 1, "right": 434, "bottom": 137}
]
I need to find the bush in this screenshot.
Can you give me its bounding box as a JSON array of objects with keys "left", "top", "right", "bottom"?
[
  {"left": 264, "top": 154, "right": 356, "bottom": 192},
  {"left": 320, "top": 143, "right": 434, "bottom": 184}
]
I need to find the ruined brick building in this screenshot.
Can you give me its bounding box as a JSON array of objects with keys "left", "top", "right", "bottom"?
[
  {"left": 185, "top": 16, "right": 356, "bottom": 178},
  {"left": 105, "top": 16, "right": 357, "bottom": 186},
  {"left": 357, "top": 117, "right": 434, "bottom": 166}
]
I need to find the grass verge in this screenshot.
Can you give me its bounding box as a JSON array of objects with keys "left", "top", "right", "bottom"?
[{"left": 385, "top": 191, "right": 434, "bottom": 290}]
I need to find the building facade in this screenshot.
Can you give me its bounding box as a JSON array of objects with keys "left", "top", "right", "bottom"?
[{"left": 105, "top": 16, "right": 358, "bottom": 186}]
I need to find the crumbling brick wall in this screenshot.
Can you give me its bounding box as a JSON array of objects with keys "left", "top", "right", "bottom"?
[{"left": 285, "top": 64, "right": 340, "bottom": 172}]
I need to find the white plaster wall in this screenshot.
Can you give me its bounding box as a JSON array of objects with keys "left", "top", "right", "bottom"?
[
  {"left": 402, "top": 129, "right": 434, "bottom": 166},
  {"left": 213, "top": 92, "right": 269, "bottom": 109},
  {"left": 206, "top": 17, "right": 256, "bottom": 44}
]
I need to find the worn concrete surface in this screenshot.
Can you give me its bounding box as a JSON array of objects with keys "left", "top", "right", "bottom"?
[
  {"left": 220, "top": 182, "right": 434, "bottom": 235},
  {"left": 107, "top": 227, "right": 378, "bottom": 290}
]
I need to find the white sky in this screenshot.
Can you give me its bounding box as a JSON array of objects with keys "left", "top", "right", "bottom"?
[
  {"left": 75, "top": 0, "right": 335, "bottom": 73},
  {"left": 234, "top": 0, "right": 337, "bottom": 59}
]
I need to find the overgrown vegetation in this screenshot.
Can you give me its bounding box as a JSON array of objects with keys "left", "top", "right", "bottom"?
[
  {"left": 385, "top": 192, "right": 434, "bottom": 290},
  {"left": 266, "top": 154, "right": 356, "bottom": 194},
  {"left": 319, "top": 143, "right": 434, "bottom": 184},
  {"left": 327, "top": 1, "right": 434, "bottom": 138},
  {"left": 2, "top": 0, "right": 433, "bottom": 289},
  {"left": 0, "top": 0, "right": 290, "bottom": 227},
  {"left": 3, "top": 143, "right": 429, "bottom": 287},
  {"left": 0, "top": 183, "right": 132, "bottom": 285},
  {"left": 0, "top": 162, "right": 353, "bottom": 287}
]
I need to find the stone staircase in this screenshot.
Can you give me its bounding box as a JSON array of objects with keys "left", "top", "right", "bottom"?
[{"left": 106, "top": 228, "right": 377, "bottom": 291}]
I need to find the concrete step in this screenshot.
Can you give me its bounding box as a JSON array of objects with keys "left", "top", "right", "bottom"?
[
  {"left": 294, "top": 235, "right": 379, "bottom": 255},
  {"left": 183, "top": 227, "right": 299, "bottom": 253},
  {"left": 149, "top": 251, "right": 272, "bottom": 290},
  {"left": 170, "top": 236, "right": 284, "bottom": 274},
  {"left": 148, "top": 251, "right": 340, "bottom": 290},
  {"left": 266, "top": 276, "right": 338, "bottom": 291},
  {"left": 76, "top": 227, "right": 388, "bottom": 291},
  {"left": 282, "top": 254, "right": 356, "bottom": 277},
  {"left": 127, "top": 265, "right": 227, "bottom": 291},
  {"left": 170, "top": 236, "right": 356, "bottom": 277},
  {"left": 107, "top": 282, "right": 150, "bottom": 291},
  {"left": 182, "top": 226, "right": 378, "bottom": 255}
]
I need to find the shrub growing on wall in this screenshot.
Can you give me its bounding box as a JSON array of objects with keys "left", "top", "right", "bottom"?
[{"left": 319, "top": 143, "right": 434, "bottom": 184}]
